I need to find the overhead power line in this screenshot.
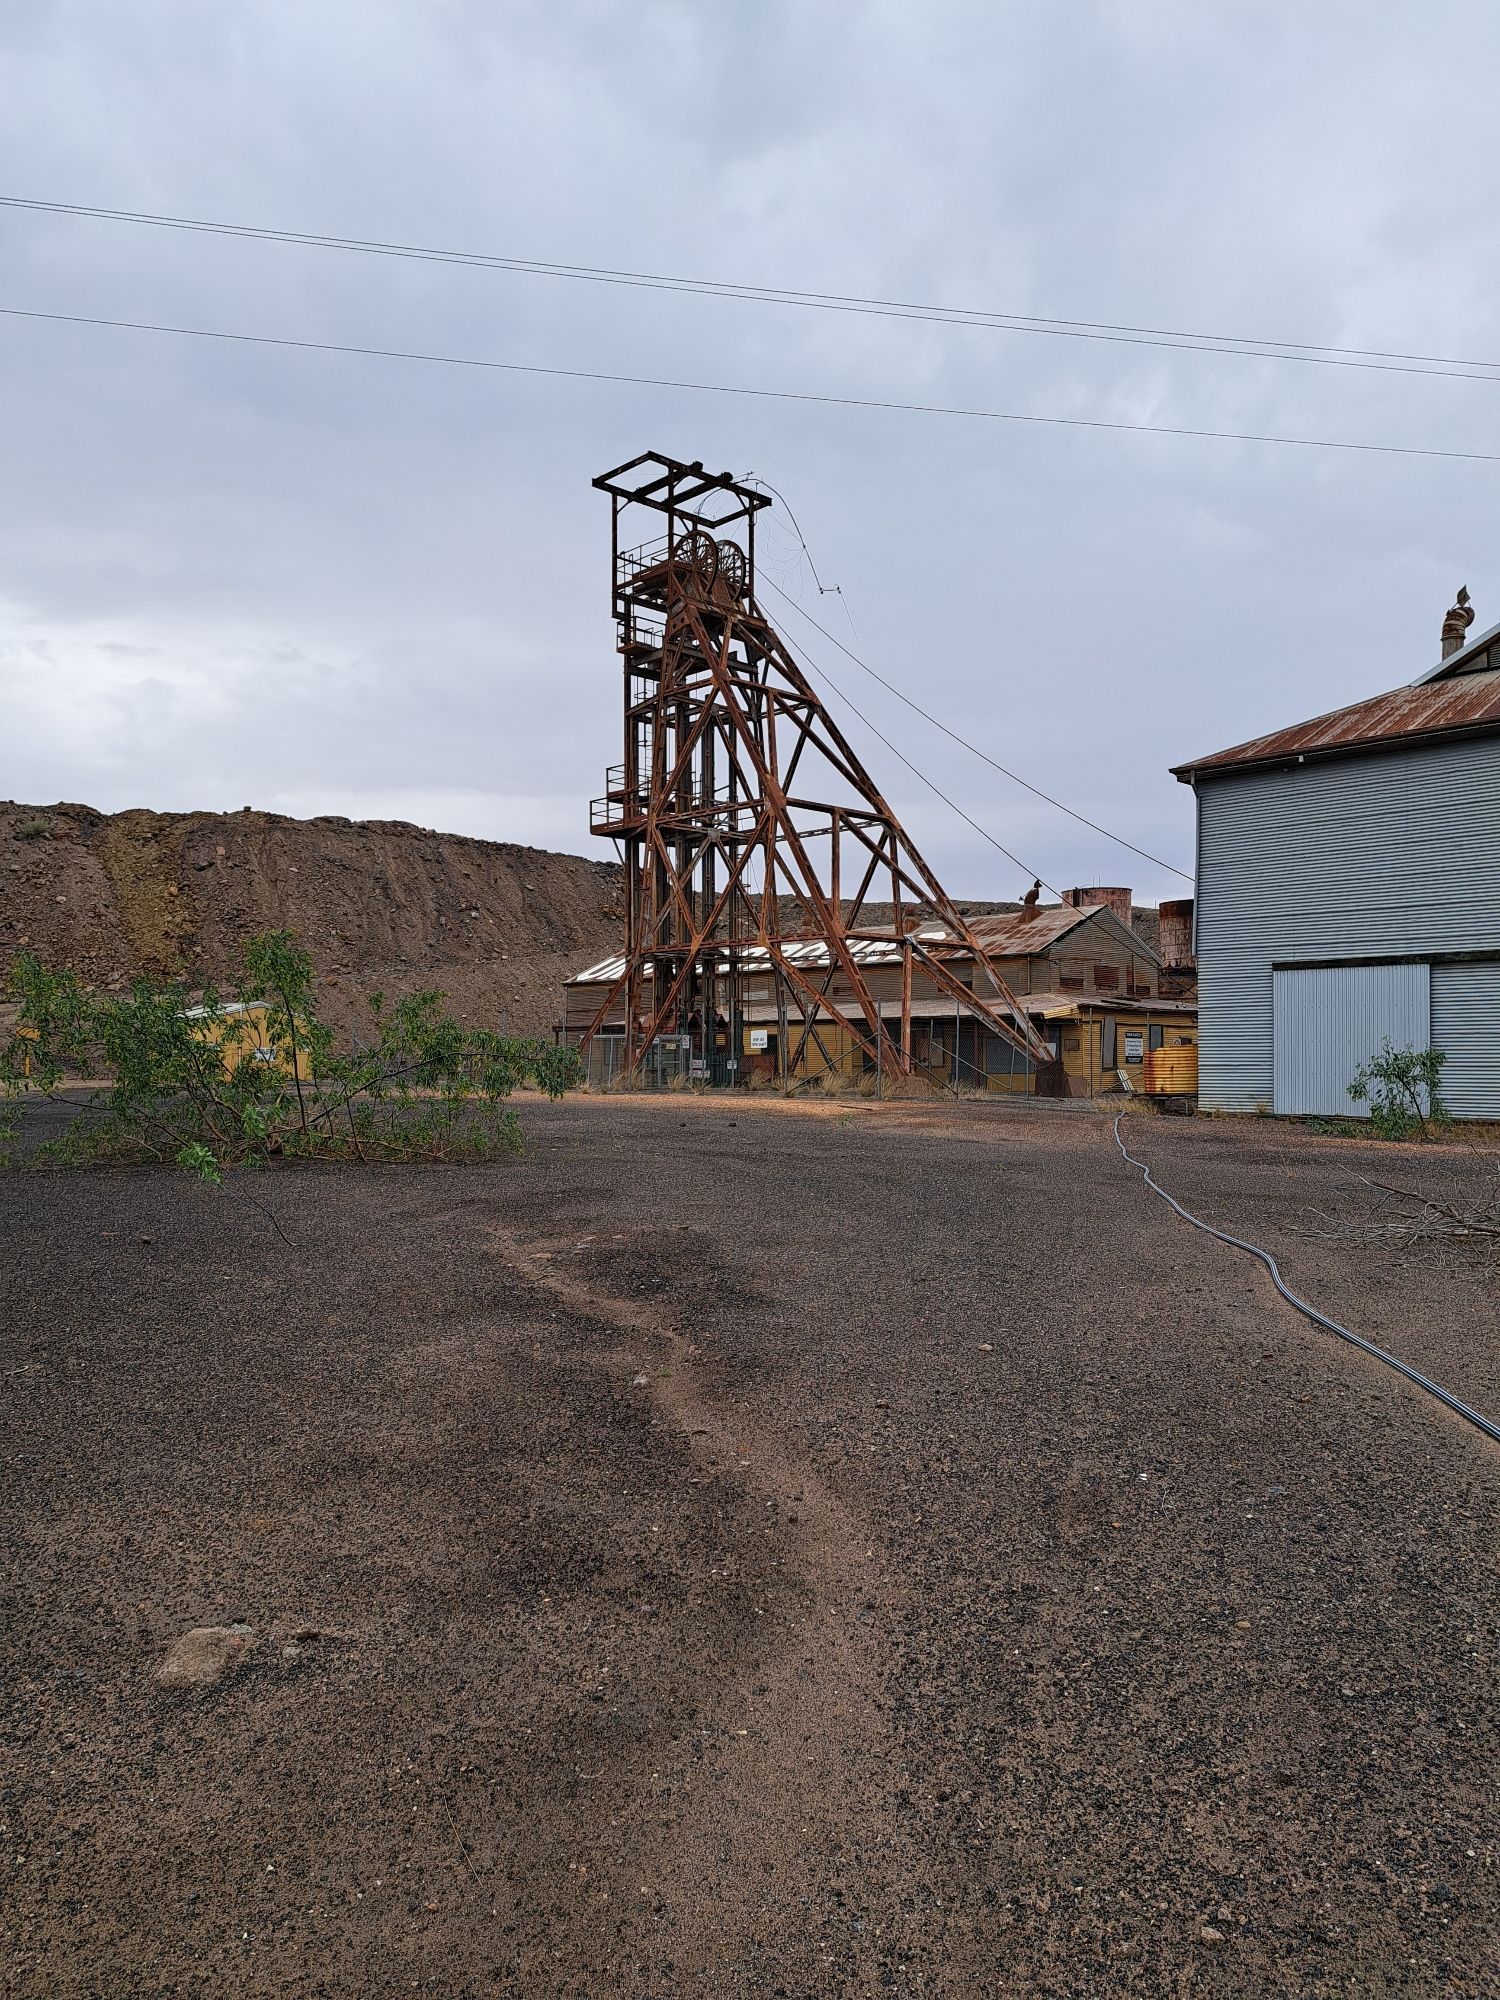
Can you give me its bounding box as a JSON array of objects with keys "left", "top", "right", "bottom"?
[
  {"left": 762, "top": 576, "right": 1194, "bottom": 882},
  {"left": 788, "top": 628, "right": 1060, "bottom": 897},
  {"left": 4, "top": 193, "right": 1500, "bottom": 386},
  {"left": 5, "top": 304, "right": 1500, "bottom": 465}
]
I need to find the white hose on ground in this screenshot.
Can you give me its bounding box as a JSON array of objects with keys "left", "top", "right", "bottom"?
[{"left": 1111, "top": 1113, "right": 1500, "bottom": 1449}]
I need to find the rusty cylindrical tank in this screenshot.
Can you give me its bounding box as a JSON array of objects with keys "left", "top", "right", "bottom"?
[
  {"left": 1158, "top": 898, "right": 1195, "bottom": 970},
  {"left": 1064, "top": 886, "right": 1133, "bottom": 926}
]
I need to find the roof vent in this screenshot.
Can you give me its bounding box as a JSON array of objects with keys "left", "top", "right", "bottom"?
[{"left": 1441, "top": 585, "right": 1474, "bottom": 659}]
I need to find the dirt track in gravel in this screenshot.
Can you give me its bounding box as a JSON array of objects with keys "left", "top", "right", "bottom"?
[{"left": 2, "top": 1096, "right": 1496, "bottom": 1997}]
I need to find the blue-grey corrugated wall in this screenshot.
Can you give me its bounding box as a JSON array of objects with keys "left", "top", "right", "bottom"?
[
  {"left": 1271, "top": 964, "right": 1431, "bottom": 1116},
  {"left": 1194, "top": 736, "right": 1500, "bottom": 1113},
  {"left": 1432, "top": 963, "right": 1500, "bottom": 1117}
]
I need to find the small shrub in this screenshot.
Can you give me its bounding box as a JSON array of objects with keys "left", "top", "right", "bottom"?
[
  {"left": 0, "top": 929, "right": 580, "bottom": 1177},
  {"left": 16, "top": 819, "right": 49, "bottom": 842},
  {"left": 1347, "top": 1042, "right": 1451, "bottom": 1142}
]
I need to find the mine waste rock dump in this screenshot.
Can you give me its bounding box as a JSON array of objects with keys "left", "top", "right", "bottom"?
[{"left": 0, "top": 801, "right": 623, "bottom": 1041}]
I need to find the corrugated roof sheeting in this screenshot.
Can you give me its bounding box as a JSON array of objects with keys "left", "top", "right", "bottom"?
[
  {"left": 1174, "top": 668, "right": 1500, "bottom": 779},
  {"left": 567, "top": 932, "right": 963, "bottom": 987},
  {"left": 565, "top": 904, "right": 1140, "bottom": 986},
  {"left": 963, "top": 907, "right": 1095, "bottom": 953},
  {"left": 568, "top": 938, "right": 915, "bottom": 985}
]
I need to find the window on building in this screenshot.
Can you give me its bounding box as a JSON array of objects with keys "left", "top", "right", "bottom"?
[
  {"left": 1093, "top": 963, "right": 1120, "bottom": 990},
  {"left": 1148, "top": 1024, "right": 1165, "bottom": 1051}
]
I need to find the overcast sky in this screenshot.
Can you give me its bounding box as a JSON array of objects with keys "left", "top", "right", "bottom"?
[{"left": 3, "top": 2, "right": 1498, "bottom": 906}]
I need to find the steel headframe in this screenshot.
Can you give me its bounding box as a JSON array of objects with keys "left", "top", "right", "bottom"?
[{"left": 581, "top": 450, "right": 1054, "bottom": 1086}]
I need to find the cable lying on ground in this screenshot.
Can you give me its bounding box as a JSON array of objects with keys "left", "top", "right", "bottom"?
[{"left": 1111, "top": 1114, "right": 1500, "bottom": 1448}]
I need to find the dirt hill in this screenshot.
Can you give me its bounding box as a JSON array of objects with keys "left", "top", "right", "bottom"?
[
  {"left": 0, "top": 801, "right": 623, "bottom": 1040},
  {"left": 2, "top": 801, "right": 1169, "bottom": 1041}
]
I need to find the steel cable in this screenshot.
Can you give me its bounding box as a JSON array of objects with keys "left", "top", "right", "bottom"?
[
  {"left": 1111, "top": 1113, "right": 1500, "bottom": 1446},
  {"left": 5, "top": 305, "right": 1500, "bottom": 465},
  {"left": 761, "top": 574, "right": 1194, "bottom": 882},
  {"left": 774, "top": 623, "right": 1058, "bottom": 891},
  {"left": 9, "top": 193, "right": 1500, "bottom": 384}
]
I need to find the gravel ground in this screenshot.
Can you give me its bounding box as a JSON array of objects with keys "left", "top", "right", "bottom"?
[{"left": 2, "top": 1094, "right": 1496, "bottom": 1998}]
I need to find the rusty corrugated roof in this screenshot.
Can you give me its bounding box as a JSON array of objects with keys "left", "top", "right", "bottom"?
[
  {"left": 965, "top": 906, "right": 1096, "bottom": 953},
  {"left": 1172, "top": 667, "right": 1500, "bottom": 781}
]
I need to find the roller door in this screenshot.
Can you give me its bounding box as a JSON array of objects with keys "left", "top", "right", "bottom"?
[
  {"left": 1432, "top": 963, "right": 1500, "bottom": 1120},
  {"left": 1272, "top": 963, "right": 1430, "bottom": 1117}
]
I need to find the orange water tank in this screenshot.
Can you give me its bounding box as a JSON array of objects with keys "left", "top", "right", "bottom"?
[{"left": 1142, "top": 1043, "right": 1198, "bottom": 1096}]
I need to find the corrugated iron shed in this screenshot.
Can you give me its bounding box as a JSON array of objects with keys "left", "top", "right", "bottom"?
[{"left": 1172, "top": 666, "right": 1500, "bottom": 781}]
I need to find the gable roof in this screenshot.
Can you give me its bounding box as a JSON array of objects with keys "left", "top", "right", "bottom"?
[
  {"left": 1171, "top": 666, "right": 1500, "bottom": 782},
  {"left": 964, "top": 902, "right": 1159, "bottom": 963},
  {"left": 963, "top": 905, "right": 1095, "bottom": 954}
]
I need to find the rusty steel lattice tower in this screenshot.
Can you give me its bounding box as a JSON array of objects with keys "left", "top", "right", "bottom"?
[{"left": 582, "top": 451, "right": 1053, "bottom": 1084}]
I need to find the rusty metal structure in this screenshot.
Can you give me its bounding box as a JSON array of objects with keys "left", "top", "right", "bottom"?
[{"left": 580, "top": 451, "right": 1054, "bottom": 1086}]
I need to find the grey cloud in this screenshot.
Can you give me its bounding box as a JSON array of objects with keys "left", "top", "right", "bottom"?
[{"left": 3, "top": 1, "right": 1498, "bottom": 906}]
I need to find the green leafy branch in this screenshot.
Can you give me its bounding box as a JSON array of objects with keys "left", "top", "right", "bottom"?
[
  {"left": 0, "top": 930, "right": 582, "bottom": 1177},
  {"left": 1347, "top": 1041, "right": 1452, "bottom": 1142}
]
